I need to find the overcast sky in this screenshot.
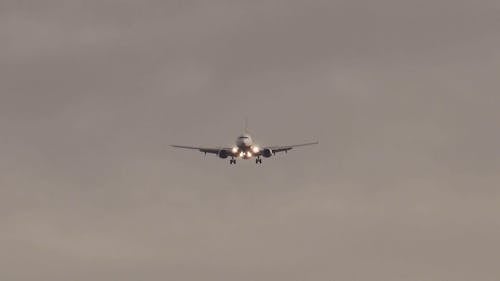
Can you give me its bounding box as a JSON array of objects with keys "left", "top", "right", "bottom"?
[{"left": 1, "top": 1, "right": 500, "bottom": 280}]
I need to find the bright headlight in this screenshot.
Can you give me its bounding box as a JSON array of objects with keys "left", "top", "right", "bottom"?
[
  {"left": 252, "top": 146, "right": 260, "bottom": 153},
  {"left": 239, "top": 152, "right": 245, "bottom": 158},
  {"left": 247, "top": 151, "right": 252, "bottom": 157},
  {"left": 232, "top": 147, "right": 238, "bottom": 153}
]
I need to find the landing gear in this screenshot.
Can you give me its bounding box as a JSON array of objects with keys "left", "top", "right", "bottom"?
[
  {"left": 255, "top": 157, "right": 262, "bottom": 164},
  {"left": 229, "top": 158, "right": 236, "bottom": 165}
]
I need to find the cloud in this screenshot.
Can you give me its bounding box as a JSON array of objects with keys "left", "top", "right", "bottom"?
[{"left": 1, "top": 1, "right": 499, "bottom": 280}]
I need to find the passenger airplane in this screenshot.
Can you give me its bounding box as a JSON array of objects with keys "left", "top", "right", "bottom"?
[{"left": 171, "top": 123, "right": 318, "bottom": 164}]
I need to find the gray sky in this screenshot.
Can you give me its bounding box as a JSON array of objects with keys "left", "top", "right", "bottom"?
[{"left": 1, "top": 1, "right": 500, "bottom": 280}]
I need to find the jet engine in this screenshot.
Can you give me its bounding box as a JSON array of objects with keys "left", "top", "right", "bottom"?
[
  {"left": 218, "top": 150, "right": 229, "bottom": 159},
  {"left": 262, "top": 148, "right": 273, "bottom": 158}
]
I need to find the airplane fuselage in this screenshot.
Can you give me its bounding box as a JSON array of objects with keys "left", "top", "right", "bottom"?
[
  {"left": 233, "top": 133, "right": 260, "bottom": 159},
  {"left": 236, "top": 133, "right": 253, "bottom": 149}
]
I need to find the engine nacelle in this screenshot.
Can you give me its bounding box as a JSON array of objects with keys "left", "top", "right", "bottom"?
[
  {"left": 218, "top": 150, "right": 229, "bottom": 159},
  {"left": 262, "top": 148, "right": 273, "bottom": 158}
]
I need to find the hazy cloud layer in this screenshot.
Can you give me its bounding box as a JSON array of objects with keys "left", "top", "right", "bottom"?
[{"left": 1, "top": 1, "right": 500, "bottom": 280}]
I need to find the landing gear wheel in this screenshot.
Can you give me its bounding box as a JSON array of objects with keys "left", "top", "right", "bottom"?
[
  {"left": 256, "top": 158, "right": 262, "bottom": 164},
  {"left": 230, "top": 159, "right": 236, "bottom": 165}
]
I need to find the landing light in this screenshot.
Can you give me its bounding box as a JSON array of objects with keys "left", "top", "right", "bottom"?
[
  {"left": 247, "top": 151, "right": 252, "bottom": 158},
  {"left": 239, "top": 152, "right": 245, "bottom": 158},
  {"left": 252, "top": 146, "right": 260, "bottom": 153},
  {"left": 232, "top": 147, "right": 238, "bottom": 153}
]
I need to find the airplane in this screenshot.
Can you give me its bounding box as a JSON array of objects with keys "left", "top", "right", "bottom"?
[{"left": 171, "top": 122, "right": 318, "bottom": 165}]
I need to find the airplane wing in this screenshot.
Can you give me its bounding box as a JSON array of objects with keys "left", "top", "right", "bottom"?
[
  {"left": 170, "top": 145, "right": 232, "bottom": 155},
  {"left": 267, "top": 141, "right": 319, "bottom": 154}
]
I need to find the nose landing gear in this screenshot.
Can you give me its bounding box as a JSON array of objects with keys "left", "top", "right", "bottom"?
[
  {"left": 229, "top": 158, "right": 236, "bottom": 165},
  {"left": 255, "top": 157, "right": 262, "bottom": 164}
]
